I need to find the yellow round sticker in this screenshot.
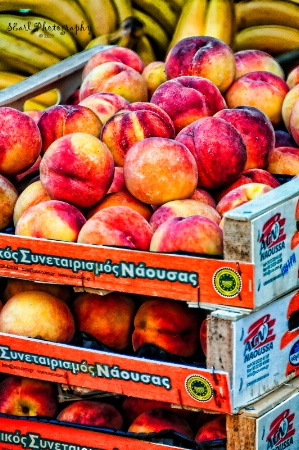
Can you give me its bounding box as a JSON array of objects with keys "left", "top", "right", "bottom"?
[
  {"left": 185, "top": 374, "right": 213, "bottom": 402},
  {"left": 213, "top": 267, "right": 242, "bottom": 298}
]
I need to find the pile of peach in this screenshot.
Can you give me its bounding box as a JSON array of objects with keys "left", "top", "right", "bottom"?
[
  {"left": 0, "top": 373, "right": 226, "bottom": 444},
  {"left": 1, "top": 36, "right": 299, "bottom": 259}
]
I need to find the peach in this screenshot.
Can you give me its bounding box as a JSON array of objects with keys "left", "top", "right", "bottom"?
[
  {"left": 0, "top": 107, "right": 42, "bottom": 176},
  {"left": 73, "top": 292, "right": 135, "bottom": 351},
  {"left": 213, "top": 175, "right": 253, "bottom": 204},
  {"left": 216, "top": 183, "right": 273, "bottom": 217},
  {"left": 79, "top": 61, "right": 148, "bottom": 103},
  {"left": 132, "top": 298, "right": 202, "bottom": 358},
  {"left": 15, "top": 200, "right": 86, "bottom": 242},
  {"left": 150, "top": 75, "right": 227, "bottom": 134},
  {"left": 190, "top": 188, "right": 217, "bottom": 208},
  {"left": 82, "top": 46, "right": 145, "bottom": 79},
  {"left": 57, "top": 400, "right": 123, "bottom": 429},
  {"left": 37, "top": 104, "right": 103, "bottom": 154},
  {"left": 142, "top": 61, "right": 167, "bottom": 98},
  {"left": 0, "top": 290, "right": 75, "bottom": 343},
  {"left": 282, "top": 84, "right": 299, "bottom": 131},
  {"left": 107, "top": 166, "right": 125, "bottom": 193},
  {"left": 0, "top": 174, "right": 18, "bottom": 230},
  {"left": 77, "top": 205, "right": 153, "bottom": 250},
  {"left": 128, "top": 408, "right": 194, "bottom": 439},
  {"left": 3, "top": 278, "right": 72, "bottom": 304},
  {"left": 149, "top": 199, "right": 221, "bottom": 233},
  {"left": 275, "top": 130, "right": 298, "bottom": 148},
  {"left": 195, "top": 415, "right": 226, "bottom": 443},
  {"left": 234, "top": 49, "right": 285, "bottom": 80},
  {"left": 101, "top": 107, "right": 175, "bottom": 166},
  {"left": 13, "top": 156, "right": 41, "bottom": 189},
  {"left": 123, "top": 137, "right": 198, "bottom": 205},
  {"left": 286, "top": 65, "right": 299, "bottom": 89},
  {"left": 0, "top": 375, "right": 58, "bottom": 417},
  {"left": 266, "top": 146, "right": 299, "bottom": 176},
  {"left": 87, "top": 189, "right": 153, "bottom": 221},
  {"left": 214, "top": 106, "right": 275, "bottom": 170},
  {"left": 150, "top": 215, "right": 223, "bottom": 256},
  {"left": 289, "top": 97, "right": 299, "bottom": 145},
  {"left": 165, "top": 36, "right": 236, "bottom": 93},
  {"left": 175, "top": 116, "right": 247, "bottom": 190},
  {"left": 117, "top": 101, "right": 175, "bottom": 133},
  {"left": 79, "top": 92, "right": 129, "bottom": 125},
  {"left": 39, "top": 132, "right": 114, "bottom": 209},
  {"left": 13, "top": 180, "right": 51, "bottom": 225},
  {"left": 23, "top": 109, "right": 43, "bottom": 123},
  {"left": 225, "top": 71, "right": 290, "bottom": 126}
]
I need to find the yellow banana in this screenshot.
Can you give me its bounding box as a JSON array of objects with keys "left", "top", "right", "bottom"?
[
  {"left": 134, "top": 34, "right": 156, "bottom": 66},
  {"left": 203, "top": 0, "right": 235, "bottom": 47},
  {"left": 168, "top": 0, "right": 207, "bottom": 51},
  {"left": 0, "top": 0, "right": 91, "bottom": 48},
  {"left": 0, "top": 71, "right": 25, "bottom": 89},
  {"left": 235, "top": 25, "right": 299, "bottom": 56},
  {"left": 76, "top": 0, "right": 117, "bottom": 37},
  {"left": 132, "top": 0, "right": 179, "bottom": 35},
  {"left": 110, "top": 0, "right": 134, "bottom": 26},
  {"left": 235, "top": 1, "right": 299, "bottom": 31},
  {"left": 0, "top": 14, "right": 78, "bottom": 59},
  {"left": 133, "top": 8, "right": 170, "bottom": 57}
]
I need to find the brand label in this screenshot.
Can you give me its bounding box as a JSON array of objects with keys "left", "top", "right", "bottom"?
[{"left": 266, "top": 409, "right": 295, "bottom": 449}]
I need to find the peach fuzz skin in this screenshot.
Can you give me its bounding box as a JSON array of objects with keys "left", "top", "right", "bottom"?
[
  {"left": 0, "top": 290, "right": 75, "bottom": 344},
  {"left": 73, "top": 292, "right": 135, "bottom": 351},
  {"left": 289, "top": 98, "right": 299, "bottom": 145},
  {"left": 175, "top": 116, "right": 247, "bottom": 190},
  {"left": 282, "top": 84, "right": 299, "bottom": 131},
  {"left": 107, "top": 166, "right": 125, "bottom": 193},
  {"left": 77, "top": 205, "right": 153, "bottom": 251},
  {"left": 57, "top": 400, "right": 123, "bottom": 430},
  {"left": 0, "top": 107, "right": 42, "bottom": 176},
  {"left": 214, "top": 106, "right": 275, "bottom": 170},
  {"left": 79, "top": 92, "right": 129, "bottom": 125},
  {"left": 266, "top": 147, "right": 299, "bottom": 176},
  {"left": 225, "top": 71, "right": 289, "bottom": 126},
  {"left": 37, "top": 104, "right": 103, "bottom": 154},
  {"left": 150, "top": 215, "right": 223, "bottom": 256},
  {"left": 13, "top": 180, "right": 51, "bottom": 226},
  {"left": 79, "top": 61, "right": 148, "bottom": 104},
  {"left": 234, "top": 50, "right": 285, "bottom": 80},
  {"left": 3, "top": 278, "right": 72, "bottom": 304},
  {"left": 286, "top": 65, "right": 299, "bottom": 89},
  {"left": 39, "top": 132, "right": 115, "bottom": 209},
  {"left": 164, "top": 36, "right": 236, "bottom": 93},
  {"left": 0, "top": 375, "right": 58, "bottom": 417},
  {"left": 190, "top": 188, "right": 217, "bottom": 208},
  {"left": 123, "top": 137, "right": 198, "bottom": 205},
  {"left": 142, "top": 61, "right": 167, "bottom": 98},
  {"left": 0, "top": 174, "right": 18, "bottom": 230},
  {"left": 150, "top": 75, "right": 226, "bottom": 134},
  {"left": 15, "top": 200, "right": 86, "bottom": 242}
]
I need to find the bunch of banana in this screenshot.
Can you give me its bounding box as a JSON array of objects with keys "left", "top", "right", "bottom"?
[{"left": 234, "top": 0, "right": 299, "bottom": 55}]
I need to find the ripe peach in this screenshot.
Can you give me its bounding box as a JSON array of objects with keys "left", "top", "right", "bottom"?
[
  {"left": 225, "top": 71, "right": 290, "bottom": 126},
  {"left": 15, "top": 200, "right": 86, "bottom": 242},
  {"left": 0, "top": 107, "right": 42, "bottom": 176},
  {"left": 39, "top": 132, "right": 114, "bottom": 209},
  {"left": 214, "top": 106, "right": 275, "bottom": 170},
  {"left": 190, "top": 188, "right": 217, "bottom": 208},
  {"left": 0, "top": 375, "right": 58, "bottom": 417},
  {"left": 149, "top": 199, "right": 221, "bottom": 233},
  {"left": 87, "top": 189, "right": 153, "bottom": 221},
  {"left": 150, "top": 215, "right": 223, "bottom": 256},
  {"left": 0, "top": 174, "right": 18, "bottom": 230},
  {"left": 123, "top": 137, "right": 198, "bottom": 205},
  {"left": 165, "top": 36, "right": 236, "bottom": 93},
  {"left": 57, "top": 400, "right": 123, "bottom": 429},
  {"left": 101, "top": 107, "right": 175, "bottom": 167},
  {"left": 79, "top": 92, "right": 129, "bottom": 125},
  {"left": 23, "top": 109, "right": 43, "bottom": 123},
  {"left": 13, "top": 156, "right": 41, "bottom": 189},
  {"left": 79, "top": 61, "right": 148, "bottom": 103},
  {"left": 13, "top": 180, "right": 51, "bottom": 225},
  {"left": 234, "top": 49, "right": 285, "bottom": 80},
  {"left": 73, "top": 292, "right": 135, "bottom": 351},
  {"left": 195, "top": 415, "right": 226, "bottom": 443},
  {"left": 117, "top": 101, "right": 175, "bottom": 132},
  {"left": 107, "top": 166, "right": 125, "bottom": 193},
  {"left": 0, "top": 290, "right": 75, "bottom": 343},
  {"left": 82, "top": 46, "right": 145, "bottom": 79},
  {"left": 150, "top": 75, "right": 226, "bottom": 134},
  {"left": 3, "top": 278, "right": 72, "bottom": 304},
  {"left": 142, "top": 61, "right": 167, "bottom": 98},
  {"left": 128, "top": 408, "right": 194, "bottom": 439},
  {"left": 282, "top": 84, "right": 299, "bottom": 131},
  {"left": 175, "top": 116, "right": 247, "bottom": 190},
  {"left": 266, "top": 146, "right": 299, "bottom": 176},
  {"left": 289, "top": 98, "right": 299, "bottom": 145},
  {"left": 286, "top": 65, "right": 299, "bottom": 89},
  {"left": 37, "top": 104, "right": 103, "bottom": 154},
  {"left": 77, "top": 205, "right": 153, "bottom": 250}
]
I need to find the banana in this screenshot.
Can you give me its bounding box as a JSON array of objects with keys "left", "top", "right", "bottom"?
[
  {"left": 0, "top": 14, "right": 78, "bottom": 59},
  {"left": 235, "top": 25, "right": 299, "bottom": 56},
  {"left": 0, "top": 30, "right": 61, "bottom": 73},
  {"left": 203, "top": 0, "right": 235, "bottom": 47},
  {"left": 132, "top": 8, "right": 170, "bottom": 57},
  {"left": 0, "top": 71, "right": 25, "bottom": 89},
  {"left": 134, "top": 34, "right": 156, "bottom": 66},
  {"left": 168, "top": 0, "right": 207, "bottom": 51},
  {"left": 132, "top": 0, "right": 179, "bottom": 35},
  {"left": 235, "top": 1, "right": 299, "bottom": 31},
  {"left": 76, "top": 0, "right": 117, "bottom": 37},
  {"left": 0, "top": 0, "right": 91, "bottom": 48},
  {"left": 110, "top": 0, "right": 134, "bottom": 26}
]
